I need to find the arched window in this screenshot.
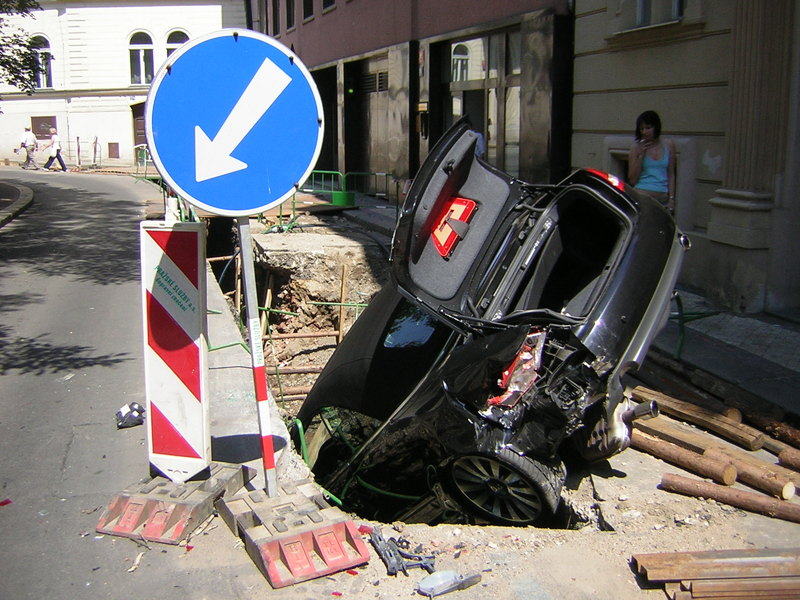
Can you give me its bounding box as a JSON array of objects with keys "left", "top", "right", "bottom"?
[
  {"left": 451, "top": 44, "right": 469, "bottom": 82},
  {"left": 166, "top": 30, "right": 189, "bottom": 56},
  {"left": 31, "top": 36, "right": 53, "bottom": 89},
  {"left": 129, "top": 32, "right": 154, "bottom": 85}
]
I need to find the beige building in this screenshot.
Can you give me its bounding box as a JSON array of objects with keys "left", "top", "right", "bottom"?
[
  {"left": 0, "top": 0, "right": 246, "bottom": 167},
  {"left": 572, "top": 0, "right": 799, "bottom": 316}
]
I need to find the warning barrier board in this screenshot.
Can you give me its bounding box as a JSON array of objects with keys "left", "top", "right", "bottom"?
[
  {"left": 216, "top": 480, "right": 370, "bottom": 587},
  {"left": 140, "top": 221, "right": 209, "bottom": 482},
  {"left": 96, "top": 462, "right": 254, "bottom": 544}
]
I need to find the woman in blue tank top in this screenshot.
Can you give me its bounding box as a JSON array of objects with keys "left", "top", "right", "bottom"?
[{"left": 628, "top": 110, "right": 676, "bottom": 212}]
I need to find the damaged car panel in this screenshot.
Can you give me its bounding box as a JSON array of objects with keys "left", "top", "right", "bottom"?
[{"left": 295, "top": 119, "right": 688, "bottom": 526}]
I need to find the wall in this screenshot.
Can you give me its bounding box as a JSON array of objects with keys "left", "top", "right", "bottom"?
[
  {"left": 266, "top": 0, "right": 565, "bottom": 69},
  {"left": 572, "top": 0, "right": 798, "bottom": 314}
]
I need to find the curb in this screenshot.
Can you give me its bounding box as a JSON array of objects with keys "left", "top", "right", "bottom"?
[{"left": 0, "top": 182, "right": 34, "bottom": 228}]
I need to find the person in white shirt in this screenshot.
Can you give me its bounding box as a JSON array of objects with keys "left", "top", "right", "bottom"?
[
  {"left": 18, "top": 127, "right": 40, "bottom": 170},
  {"left": 42, "top": 127, "right": 67, "bottom": 172}
]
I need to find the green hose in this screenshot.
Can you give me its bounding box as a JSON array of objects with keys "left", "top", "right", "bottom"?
[
  {"left": 300, "top": 412, "right": 423, "bottom": 503},
  {"left": 291, "top": 418, "right": 342, "bottom": 506}
]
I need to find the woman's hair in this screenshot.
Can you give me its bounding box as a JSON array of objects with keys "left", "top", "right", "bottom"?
[{"left": 635, "top": 110, "right": 662, "bottom": 140}]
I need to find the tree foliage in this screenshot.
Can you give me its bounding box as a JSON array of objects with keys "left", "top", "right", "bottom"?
[{"left": 0, "top": 0, "right": 43, "bottom": 95}]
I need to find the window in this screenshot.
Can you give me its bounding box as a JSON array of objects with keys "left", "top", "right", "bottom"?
[
  {"left": 31, "top": 36, "right": 53, "bottom": 89},
  {"left": 129, "top": 32, "right": 154, "bottom": 85},
  {"left": 272, "top": 0, "right": 280, "bottom": 35},
  {"left": 451, "top": 44, "right": 469, "bottom": 82},
  {"left": 303, "top": 0, "right": 313, "bottom": 20},
  {"left": 627, "top": 0, "right": 684, "bottom": 29},
  {"left": 322, "top": 0, "right": 334, "bottom": 8},
  {"left": 285, "top": 0, "right": 294, "bottom": 29},
  {"left": 31, "top": 116, "right": 56, "bottom": 141},
  {"left": 166, "top": 31, "right": 189, "bottom": 56}
]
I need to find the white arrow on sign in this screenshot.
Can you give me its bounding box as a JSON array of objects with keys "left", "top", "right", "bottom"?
[{"left": 194, "top": 58, "right": 292, "bottom": 182}]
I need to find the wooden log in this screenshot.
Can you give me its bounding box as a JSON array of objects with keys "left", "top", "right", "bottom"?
[
  {"left": 635, "top": 415, "right": 719, "bottom": 454},
  {"left": 265, "top": 365, "right": 324, "bottom": 375},
  {"left": 763, "top": 436, "right": 794, "bottom": 457},
  {"left": 707, "top": 446, "right": 800, "bottom": 488},
  {"left": 631, "top": 386, "right": 765, "bottom": 451},
  {"left": 779, "top": 447, "right": 800, "bottom": 472},
  {"left": 704, "top": 448, "right": 795, "bottom": 500},
  {"left": 660, "top": 473, "right": 800, "bottom": 524},
  {"left": 259, "top": 272, "right": 274, "bottom": 337},
  {"left": 274, "top": 385, "right": 313, "bottom": 397},
  {"left": 337, "top": 264, "right": 347, "bottom": 344},
  {"left": 263, "top": 330, "right": 339, "bottom": 340},
  {"left": 234, "top": 251, "right": 242, "bottom": 315},
  {"left": 274, "top": 394, "right": 307, "bottom": 402},
  {"left": 632, "top": 431, "right": 737, "bottom": 485},
  {"left": 748, "top": 417, "right": 800, "bottom": 451},
  {"left": 647, "top": 351, "right": 789, "bottom": 425},
  {"left": 635, "top": 360, "right": 742, "bottom": 421}
]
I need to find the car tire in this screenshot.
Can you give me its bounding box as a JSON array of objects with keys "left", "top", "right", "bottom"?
[{"left": 447, "top": 449, "right": 565, "bottom": 525}]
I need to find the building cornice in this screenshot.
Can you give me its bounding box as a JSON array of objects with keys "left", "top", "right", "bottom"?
[{"left": 1, "top": 87, "right": 149, "bottom": 100}]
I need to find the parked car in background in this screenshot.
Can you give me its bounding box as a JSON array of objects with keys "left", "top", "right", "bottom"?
[{"left": 294, "top": 119, "right": 689, "bottom": 526}]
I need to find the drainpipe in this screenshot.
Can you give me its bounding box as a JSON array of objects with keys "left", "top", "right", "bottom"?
[{"left": 244, "top": 0, "right": 254, "bottom": 30}]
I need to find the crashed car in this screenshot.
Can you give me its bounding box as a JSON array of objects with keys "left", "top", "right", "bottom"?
[{"left": 293, "top": 119, "right": 689, "bottom": 526}]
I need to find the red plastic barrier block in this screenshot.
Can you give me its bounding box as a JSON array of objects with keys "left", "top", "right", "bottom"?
[
  {"left": 217, "top": 481, "right": 370, "bottom": 588},
  {"left": 96, "top": 462, "right": 253, "bottom": 544},
  {"left": 258, "top": 520, "right": 369, "bottom": 587}
]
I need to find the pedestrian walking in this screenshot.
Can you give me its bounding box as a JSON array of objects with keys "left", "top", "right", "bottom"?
[
  {"left": 17, "top": 126, "right": 40, "bottom": 170},
  {"left": 42, "top": 127, "right": 68, "bottom": 172},
  {"left": 628, "top": 110, "right": 676, "bottom": 212}
]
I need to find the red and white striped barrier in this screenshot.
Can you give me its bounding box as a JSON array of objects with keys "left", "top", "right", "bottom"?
[{"left": 140, "top": 222, "right": 209, "bottom": 483}]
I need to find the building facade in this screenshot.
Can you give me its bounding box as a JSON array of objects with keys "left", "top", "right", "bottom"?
[
  {"left": 572, "top": 0, "right": 799, "bottom": 315},
  {"left": 249, "top": 0, "right": 573, "bottom": 184},
  {"left": 0, "top": 0, "right": 247, "bottom": 168}
]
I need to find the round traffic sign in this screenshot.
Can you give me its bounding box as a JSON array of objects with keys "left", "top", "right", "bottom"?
[{"left": 146, "top": 29, "right": 324, "bottom": 217}]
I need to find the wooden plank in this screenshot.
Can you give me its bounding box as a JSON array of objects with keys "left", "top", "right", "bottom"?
[
  {"left": 633, "top": 547, "right": 800, "bottom": 582},
  {"left": 690, "top": 575, "right": 800, "bottom": 597}
]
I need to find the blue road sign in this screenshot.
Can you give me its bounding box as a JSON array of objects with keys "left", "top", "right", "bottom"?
[{"left": 145, "top": 30, "right": 324, "bottom": 217}]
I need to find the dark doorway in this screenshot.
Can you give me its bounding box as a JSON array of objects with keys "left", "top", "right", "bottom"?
[
  {"left": 131, "top": 102, "right": 146, "bottom": 147},
  {"left": 343, "top": 59, "right": 369, "bottom": 173},
  {"left": 312, "top": 66, "right": 338, "bottom": 171}
]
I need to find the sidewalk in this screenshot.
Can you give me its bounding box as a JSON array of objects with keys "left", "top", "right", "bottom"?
[
  {"left": 338, "top": 196, "right": 800, "bottom": 418},
  {"left": 0, "top": 180, "right": 33, "bottom": 228}
]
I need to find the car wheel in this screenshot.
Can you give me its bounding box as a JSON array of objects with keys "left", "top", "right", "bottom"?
[{"left": 448, "top": 449, "right": 564, "bottom": 525}]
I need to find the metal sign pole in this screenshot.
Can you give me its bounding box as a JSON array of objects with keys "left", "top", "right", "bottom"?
[{"left": 237, "top": 216, "right": 278, "bottom": 497}]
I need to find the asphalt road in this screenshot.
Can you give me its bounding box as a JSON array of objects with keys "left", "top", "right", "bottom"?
[
  {"left": 0, "top": 168, "right": 163, "bottom": 598},
  {"left": 0, "top": 168, "right": 322, "bottom": 600}
]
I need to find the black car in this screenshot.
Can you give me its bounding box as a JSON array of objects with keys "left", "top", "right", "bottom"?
[{"left": 294, "top": 119, "right": 689, "bottom": 526}]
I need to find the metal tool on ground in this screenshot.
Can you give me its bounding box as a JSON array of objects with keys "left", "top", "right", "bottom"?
[
  {"left": 96, "top": 462, "right": 254, "bottom": 544},
  {"left": 368, "top": 528, "right": 436, "bottom": 576},
  {"left": 416, "top": 570, "right": 482, "bottom": 598},
  {"left": 215, "top": 479, "right": 369, "bottom": 587}
]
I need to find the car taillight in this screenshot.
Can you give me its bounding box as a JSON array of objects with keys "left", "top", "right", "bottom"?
[
  {"left": 431, "top": 196, "right": 477, "bottom": 258},
  {"left": 586, "top": 168, "right": 626, "bottom": 192}
]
